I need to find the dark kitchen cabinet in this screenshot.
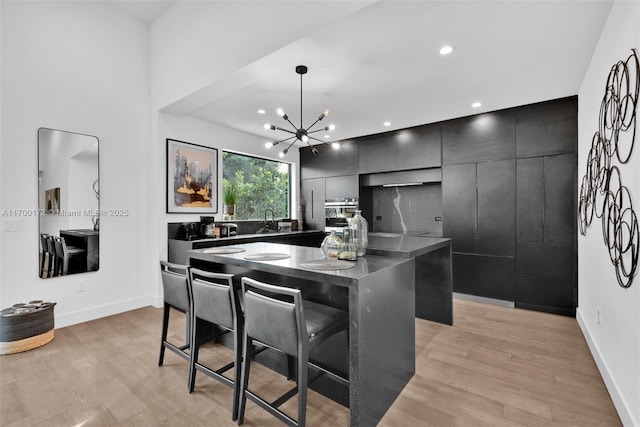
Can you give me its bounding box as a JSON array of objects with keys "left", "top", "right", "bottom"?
[
  {"left": 516, "top": 157, "right": 545, "bottom": 246},
  {"left": 515, "top": 274, "right": 575, "bottom": 316},
  {"left": 515, "top": 96, "right": 578, "bottom": 158},
  {"left": 325, "top": 174, "right": 358, "bottom": 199},
  {"left": 444, "top": 160, "right": 516, "bottom": 299},
  {"left": 515, "top": 153, "right": 577, "bottom": 315},
  {"left": 358, "top": 126, "right": 441, "bottom": 174},
  {"left": 543, "top": 153, "right": 576, "bottom": 248},
  {"left": 443, "top": 163, "right": 477, "bottom": 254},
  {"left": 452, "top": 253, "right": 515, "bottom": 301},
  {"left": 300, "top": 140, "right": 358, "bottom": 179},
  {"left": 477, "top": 159, "right": 515, "bottom": 256},
  {"left": 300, "top": 178, "right": 325, "bottom": 231},
  {"left": 442, "top": 110, "right": 515, "bottom": 165},
  {"left": 300, "top": 96, "right": 578, "bottom": 316}
]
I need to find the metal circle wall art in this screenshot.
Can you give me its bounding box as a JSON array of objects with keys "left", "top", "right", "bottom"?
[{"left": 578, "top": 48, "right": 639, "bottom": 288}]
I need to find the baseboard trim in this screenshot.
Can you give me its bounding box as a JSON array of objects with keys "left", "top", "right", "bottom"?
[
  {"left": 453, "top": 292, "right": 515, "bottom": 308},
  {"left": 54, "top": 296, "right": 157, "bottom": 329},
  {"left": 576, "top": 308, "right": 636, "bottom": 426}
]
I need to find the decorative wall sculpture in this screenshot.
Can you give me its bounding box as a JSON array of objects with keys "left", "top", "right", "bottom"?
[{"left": 578, "top": 48, "right": 639, "bottom": 288}]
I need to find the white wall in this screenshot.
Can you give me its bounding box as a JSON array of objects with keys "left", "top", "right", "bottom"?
[
  {"left": 0, "top": 1, "right": 152, "bottom": 327},
  {"left": 0, "top": 1, "right": 306, "bottom": 327},
  {"left": 577, "top": 1, "right": 640, "bottom": 425}
]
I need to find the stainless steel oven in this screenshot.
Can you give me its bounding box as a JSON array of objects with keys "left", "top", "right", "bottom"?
[{"left": 324, "top": 198, "right": 358, "bottom": 233}]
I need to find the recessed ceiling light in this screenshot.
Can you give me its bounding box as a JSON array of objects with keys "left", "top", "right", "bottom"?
[
  {"left": 439, "top": 45, "right": 455, "bottom": 55},
  {"left": 332, "top": 142, "right": 340, "bottom": 149},
  {"left": 265, "top": 142, "right": 273, "bottom": 148},
  {"left": 324, "top": 134, "right": 330, "bottom": 139},
  {"left": 383, "top": 121, "right": 391, "bottom": 127},
  {"left": 257, "top": 109, "right": 266, "bottom": 114},
  {"left": 472, "top": 102, "right": 482, "bottom": 108}
]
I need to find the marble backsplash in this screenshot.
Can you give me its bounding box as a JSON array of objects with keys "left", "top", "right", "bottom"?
[{"left": 371, "top": 183, "right": 443, "bottom": 235}]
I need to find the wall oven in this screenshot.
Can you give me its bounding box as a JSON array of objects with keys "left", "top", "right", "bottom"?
[{"left": 324, "top": 198, "right": 358, "bottom": 233}]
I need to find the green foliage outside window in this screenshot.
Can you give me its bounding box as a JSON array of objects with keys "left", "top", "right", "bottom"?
[{"left": 222, "top": 151, "right": 290, "bottom": 220}]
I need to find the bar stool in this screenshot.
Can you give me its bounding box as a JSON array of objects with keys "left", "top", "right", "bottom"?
[
  {"left": 188, "top": 268, "right": 243, "bottom": 420},
  {"left": 158, "top": 261, "right": 192, "bottom": 377},
  {"left": 238, "top": 277, "right": 349, "bottom": 427}
]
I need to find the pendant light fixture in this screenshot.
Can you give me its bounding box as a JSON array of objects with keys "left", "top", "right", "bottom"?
[{"left": 264, "top": 65, "right": 337, "bottom": 157}]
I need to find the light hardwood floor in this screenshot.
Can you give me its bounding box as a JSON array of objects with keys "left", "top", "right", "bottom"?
[{"left": 0, "top": 299, "right": 620, "bottom": 426}]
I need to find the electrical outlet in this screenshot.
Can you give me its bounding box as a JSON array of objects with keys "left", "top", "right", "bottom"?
[
  {"left": 597, "top": 308, "right": 602, "bottom": 325},
  {"left": 435, "top": 216, "right": 443, "bottom": 222}
]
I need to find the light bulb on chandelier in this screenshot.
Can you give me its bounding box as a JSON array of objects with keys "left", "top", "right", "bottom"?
[{"left": 263, "top": 65, "right": 337, "bottom": 156}]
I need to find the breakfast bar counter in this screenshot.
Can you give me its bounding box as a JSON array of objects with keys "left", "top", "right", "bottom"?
[{"left": 189, "top": 242, "right": 415, "bottom": 427}]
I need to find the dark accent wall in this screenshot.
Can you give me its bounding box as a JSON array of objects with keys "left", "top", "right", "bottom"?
[
  {"left": 300, "top": 96, "right": 578, "bottom": 316},
  {"left": 370, "top": 184, "right": 442, "bottom": 234}
]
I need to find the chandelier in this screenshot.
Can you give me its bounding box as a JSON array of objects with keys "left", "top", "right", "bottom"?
[{"left": 264, "top": 65, "right": 337, "bottom": 157}]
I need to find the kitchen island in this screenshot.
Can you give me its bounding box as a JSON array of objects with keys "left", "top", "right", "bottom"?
[
  {"left": 189, "top": 242, "right": 415, "bottom": 427},
  {"left": 367, "top": 233, "right": 453, "bottom": 324}
]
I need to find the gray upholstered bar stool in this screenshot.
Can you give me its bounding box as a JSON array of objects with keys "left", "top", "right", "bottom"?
[
  {"left": 188, "top": 268, "right": 243, "bottom": 421},
  {"left": 158, "top": 261, "right": 192, "bottom": 376},
  {"left": 238, "top": 277, "right": 349, "bottom": 427}
]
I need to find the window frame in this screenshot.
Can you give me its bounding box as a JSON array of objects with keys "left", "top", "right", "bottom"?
[{"left": 222, "top": 149, "right": 292, "bottom": 221}]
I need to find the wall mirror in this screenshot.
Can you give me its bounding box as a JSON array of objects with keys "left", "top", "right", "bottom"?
[{"left": 38, "top": 128, "right": 99, "bottom": 278}]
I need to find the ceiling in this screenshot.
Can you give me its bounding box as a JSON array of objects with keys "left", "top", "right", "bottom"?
[
  {"left": 116, "top": 0, "right": 614, "bottom": 149},
  {"left": 109, "top": 1, "right": 175, "bottom": 23}
]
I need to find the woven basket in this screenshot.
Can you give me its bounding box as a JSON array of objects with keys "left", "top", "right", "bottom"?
[{"left": 0, "top": 302, "right": 56, "bottom": 355}]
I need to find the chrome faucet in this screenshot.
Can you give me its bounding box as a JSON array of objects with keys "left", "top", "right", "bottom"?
[{"left": 264, "top": 207, "right": 275, "bottom": 231}]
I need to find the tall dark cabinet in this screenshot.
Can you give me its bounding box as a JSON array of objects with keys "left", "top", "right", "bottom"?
[
  {"left": 299, "top": 96, "right": 578, "bottom": 316},
  {"left": 442, "top": 96, "right": 577, "bottom": 315}
]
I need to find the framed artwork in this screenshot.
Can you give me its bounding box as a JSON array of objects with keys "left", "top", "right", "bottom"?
[
  {"left": 45, "top": 187, "right": 60, "bottom": 214},
  {"left": 166, "top": 138, "right": 218, "bottom": 214}
]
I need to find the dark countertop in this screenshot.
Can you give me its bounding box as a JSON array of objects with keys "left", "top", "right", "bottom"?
[
  {"left": 188, "top": 241, "right": 412, "bottom": 288},
  {"left": 367, "top": 233, "right": 451, "bottom": 258}
]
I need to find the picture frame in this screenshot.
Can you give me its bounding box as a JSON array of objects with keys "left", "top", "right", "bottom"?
[
  {"left": 45, "top": 187, "right": 60, "bottom": 214},
  {"left": 166, "top": 138, "right": 218, "bottom": 214}
]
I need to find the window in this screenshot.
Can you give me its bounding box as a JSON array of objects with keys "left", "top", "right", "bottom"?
[{"left": 222, "top": 151, "right": 291, "bottom": 220}]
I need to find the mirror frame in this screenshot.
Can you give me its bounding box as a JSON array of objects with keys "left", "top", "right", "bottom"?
[{"left": 37, "top": 127, "right": 100, "bottom": 278}]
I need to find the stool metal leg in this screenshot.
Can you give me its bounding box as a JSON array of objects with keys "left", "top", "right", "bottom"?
[
  {"left": 297, "top": 348, "right": 309, "bottom": 427},
  {"left": 158, "top": 303, "right": 170, "bottom": 366},
  {"left": 237, "top": 335, "right": 254, "bottom": 425}
]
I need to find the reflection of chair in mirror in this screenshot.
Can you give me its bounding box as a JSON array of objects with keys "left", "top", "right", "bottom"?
[
  {"left": 46, "top": 236, "right": 59, "bottom": 277},
  {"left": 40, "top": 233, "right": 51, "bottom": 278},
  {"left": 53, "top": 236, "right": 87, "bottom": 276}
]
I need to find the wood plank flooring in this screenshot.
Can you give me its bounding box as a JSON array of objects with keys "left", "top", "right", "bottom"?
[{"left": 0, "top": 299, "right": 620, "bottom": 426}]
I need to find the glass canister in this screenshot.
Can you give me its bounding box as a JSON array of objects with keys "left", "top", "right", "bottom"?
[
  {"left": 338, "top": 241, "right": 358, "bottom": 261},
  {"left": 349, "top": 210, "right": 368, "bottom": 256},
  {"left": 320, "top": 230, "right": 343, "bottom": 259}
]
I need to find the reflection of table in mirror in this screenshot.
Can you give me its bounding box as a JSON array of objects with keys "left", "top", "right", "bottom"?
[{"left": 59, "top": 229, "right": 99, "bottom": 272}]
